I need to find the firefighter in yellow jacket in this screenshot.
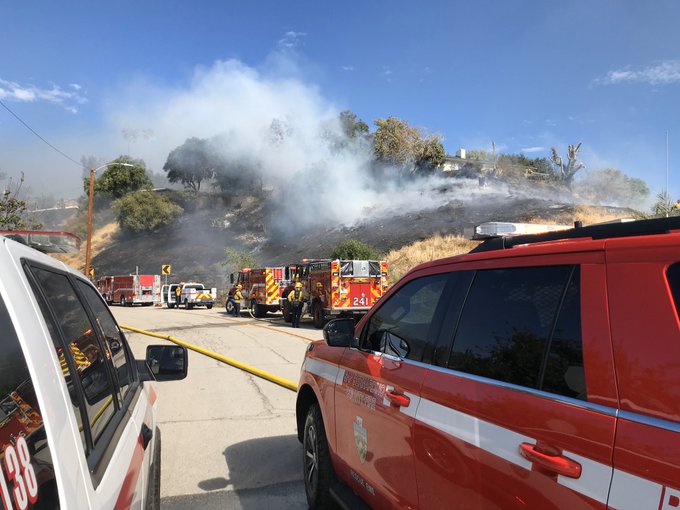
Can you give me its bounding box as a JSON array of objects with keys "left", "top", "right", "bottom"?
[
  {"left": 232, "top": 284, "right": 243, "bottom": 317},
  {"left": 288, "top": 282, "right": 307, "bottom": 328}
]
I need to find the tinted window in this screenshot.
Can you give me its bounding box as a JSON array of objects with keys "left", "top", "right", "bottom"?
[
  {"left": 0, "top": 296, "right": 60, "bottom": 509},
  {"left": 77, "top": 281, "right": 134, "bottom": 399},
  {"left": 666, "top": 262, "right": 680, "bottom": 316},
  {"left": 30, "top": 268, "right": 116, "bottom": 444},
  {"left": 449, "top": 266, "right": 573, "bottom": 389},
  {"left": 540, "top": 270, "right": 585, "bottom": 399},
  {"left": 363, "top": 274, "right": 450, "bottom": 361}
]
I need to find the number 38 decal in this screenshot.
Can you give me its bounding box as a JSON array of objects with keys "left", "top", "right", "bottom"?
[{"left": 0, "top": 436, "right": 38, "bottom": 510}]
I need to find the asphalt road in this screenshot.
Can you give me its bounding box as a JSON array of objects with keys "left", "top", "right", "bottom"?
[{"left": 112, "top": 304, "right": 320, "bottom": 509}]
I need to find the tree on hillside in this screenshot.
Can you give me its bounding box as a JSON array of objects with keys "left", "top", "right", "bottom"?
[
  {"left": 0, "top": 173, "right": 42, "bottom": 230},
  {"left": 222, "top": 247, "right": 257, "bottom": 276},
  {"left": 339, "top": 110, "right": 369, "bottom": 139},
  {"left": 163, "top": 138, "right": 218, "bottom": 192},
  {"left": 652, "top": 191, "right": 678, "bottom": 217},
  {"left": 573, "top": 168, "right": 649, "bottom": 207},
  {"left": 331, "top": 239, "right": 380, "bottom": 260},
  {"left": 112, "top": 191, "right": 183, "bottom": 232},
  {"left": 373, "top": 116, "right": 445, "bottom": 173},
  {"left": 83, "top": 156, "right": 153, "bottom": 199},
  {"left": 551, "top": 143, "right": 585, "bottom": 186}
]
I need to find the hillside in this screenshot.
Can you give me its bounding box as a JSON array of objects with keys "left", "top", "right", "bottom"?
[{"left": 67, "top": 186, "right": 631, "bottom": 290}]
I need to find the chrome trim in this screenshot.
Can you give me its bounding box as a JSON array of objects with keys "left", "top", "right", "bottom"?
[
  {"left": 619, "top": 410, "right": 680, "bottom": 433},
  {"left": 401, "top": 357, "right": 619, "bottom": 418}
]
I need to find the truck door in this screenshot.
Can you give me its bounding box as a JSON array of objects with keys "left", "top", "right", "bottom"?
[{"left": 334, "top": 272, "right": 453, "bottom": 508}]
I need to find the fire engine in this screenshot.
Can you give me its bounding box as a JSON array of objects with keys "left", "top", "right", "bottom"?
[
  {"left": 97, "top": 274, "right": 161, "bottom": 306},
  {"left": 227, "top": 267, "right": 291, "bottom": 317},
  {"left": 282, "top": 259, "right": 389, "bottom": 328}
]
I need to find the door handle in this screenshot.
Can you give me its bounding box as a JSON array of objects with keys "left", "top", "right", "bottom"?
[
  {"left": 385, "top": 390, "right": 410, "bottom": 408},
  {"left": 141, "top": 423, "right": 153, "bottom": 450},
  {"left": 519, "top": 442, "right": 581, "bottom": 478}
]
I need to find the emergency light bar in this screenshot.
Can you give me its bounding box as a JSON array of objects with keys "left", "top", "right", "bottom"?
[
  {"left": 468, "top": 222, "right": 573, "bottom": 240},
  {"left": 0, "top": 231, "right": 81, "bottom": 253}
]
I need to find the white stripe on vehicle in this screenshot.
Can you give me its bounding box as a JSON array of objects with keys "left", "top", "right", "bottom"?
[
  {"left": 305, "top": 357, "right": 341, "bottom": 384},
  {"left": 557, "top": 451, "right": 612, "bottom": 505},
  {"left": 607, "top": 469, "right": 664, "bottom": 510}
]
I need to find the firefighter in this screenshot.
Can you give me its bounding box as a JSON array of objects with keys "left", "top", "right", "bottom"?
[
  {"left": 175, "top": 285, "right": 181, "bottom": 305},
  {"left": 314, "top": 281, "right": 326, "bottom": 304},
  {"left": 288, "top": 282, "right": 307, "bottom": 328},
  {"left": 233, "top": 284, "right": 243, "bottom": 317}
]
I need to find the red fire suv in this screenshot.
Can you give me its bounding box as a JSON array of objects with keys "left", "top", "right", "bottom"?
[{"left": 296, "top": 217, "right": 680, "bottom": 509}]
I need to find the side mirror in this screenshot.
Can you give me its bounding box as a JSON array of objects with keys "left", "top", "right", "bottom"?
[
  {"left": 144, "top": 345, "right": 188, "bottom": 381},
  {"left": 323, "top": 318, "right": 355, "bottom": 347}
]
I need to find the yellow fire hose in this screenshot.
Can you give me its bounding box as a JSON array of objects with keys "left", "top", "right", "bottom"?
[{"left": 120, "top": 324, "right": 299, "bottom": 392}]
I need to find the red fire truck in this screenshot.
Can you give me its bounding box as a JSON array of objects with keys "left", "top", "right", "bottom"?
[
  {"left": 97, "top": 274, "right": 161, "bottom": 306},
  {"left": 282, "top": 259, "right": 389, "bottom": 328},
  {"left": 227, "top": 267, "right": 291, "bottom": 317}
]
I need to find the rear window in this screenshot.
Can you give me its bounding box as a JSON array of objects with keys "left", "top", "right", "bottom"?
[
  {"left": 666, "top": 262, "right": 680, "bottom": 316},
  {"left": 0, "top": 295, "right": 60, "bottom": 509}
]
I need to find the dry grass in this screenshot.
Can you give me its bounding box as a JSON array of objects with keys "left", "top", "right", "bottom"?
[
  {"left": 385, "top": 234, "right": 480, "bottom": 283},
  {"left": 52, "top": 222, "right": 119, "bottom": 272},
  {"left": 384, "top": 206, "right": 631, "bottom": 284}
]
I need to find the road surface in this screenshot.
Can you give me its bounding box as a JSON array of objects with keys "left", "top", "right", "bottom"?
[{"left": 112, "top": 305, "right": 320, "bottom": 509}]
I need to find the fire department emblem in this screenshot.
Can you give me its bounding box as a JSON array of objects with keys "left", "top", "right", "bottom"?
[{"left": 353, "top": 416, "right": 368, "bottom": 464}]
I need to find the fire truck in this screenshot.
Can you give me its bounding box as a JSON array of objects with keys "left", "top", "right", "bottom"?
[
  {"left": 227, "top": 267, "right": 291, "bottom": 317},
  {"left": 282, "top": 259, "right": 389, "bottom": 328},
  {"left": 97, "top": 274, "right": 161, "bottom": 306}
]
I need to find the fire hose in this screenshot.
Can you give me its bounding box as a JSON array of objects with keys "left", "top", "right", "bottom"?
[{"left": 120, "top": 324, "right": 298, "bottom": 392}]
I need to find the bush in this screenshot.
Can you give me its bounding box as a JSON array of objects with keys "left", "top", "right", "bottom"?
[
  {"left": 112, "top": 191, "right": 183, "bottom": 232},
  {"left": 330, "top": 239, "right": 380, "bottom": 260}
]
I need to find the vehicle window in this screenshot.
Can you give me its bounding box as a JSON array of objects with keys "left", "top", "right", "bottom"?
[
  {"left": 448, "top": 266, "right": 573, "bottom": 390},
  {"left": 540, "top": 269, "right": 585, "bottom": 399},
  {"left": 340, "top": 261, "right": 353, "bottom": 276},
  {"left": 666, "top": 262, "right": 680, "bottom": 317},
  {"left": 77, "top": 281, "right": 134, "bottom": 399},
  {"left": 29, "top": 267, "right": 117, "bottom": 444},
  {"left": 369, "top": 261, "right": 381, "bottom": 276},
  {"left": 0, "top": 295, "right": 60, "bottom": 509},
  {"left": 363, "top": 273, "right": 450, "bottom": 361}
]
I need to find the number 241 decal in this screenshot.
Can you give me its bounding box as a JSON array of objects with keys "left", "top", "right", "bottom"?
[
  {"left": 353, "top": 297, "right": 369, "bottom": 306},
  {"left": 0, "top": 436, "right": 38, "bottom": 510}
]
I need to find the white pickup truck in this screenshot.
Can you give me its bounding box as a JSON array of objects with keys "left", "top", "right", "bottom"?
[{"left": 180, "top": 282, "right": 215, "bottom": 309}]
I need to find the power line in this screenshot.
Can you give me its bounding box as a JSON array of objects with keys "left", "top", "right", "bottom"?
[{"left": 0, "top": 98, "right": 84, "bottom": 168}]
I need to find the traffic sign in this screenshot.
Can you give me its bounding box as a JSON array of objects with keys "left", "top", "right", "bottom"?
[
  {"left": 88, "top": 268, "right": 95, "bottom": 278},
  {"left": 162, "top": 264, "right": 172, "bottom": 276}
]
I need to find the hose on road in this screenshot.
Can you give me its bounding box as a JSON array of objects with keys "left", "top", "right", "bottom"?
[{"left": 120, "top": 324, "right": 299, "bottom": 392}]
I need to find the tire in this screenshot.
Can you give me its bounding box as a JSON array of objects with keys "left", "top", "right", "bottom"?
[
  {"left": 282, "top": 300, "right": 292, "bottom": 323},
  {"left": 206, "top": 304, "right": 213, "bottom": 310},
  {"left": 146, "top": 427, "right": 161, "bottom": 510},
  {"left": 226, "top": 300, "right": 235, "bottom": 314},
  {"left": 120, "top": 296, "right": 126, "bottom": 307},
  {"left": 167, "top": 302, "right": 174, "bottom": 309},
  {"left": 187, "top": 301, "right": 194, "bottom": 310},
  {"left": 303, "top": 403, "right": 334, "bottom": 509},
  {"left": 253, "top": 301, "right": 266, "bottom": 318},
  {"left": 312, "top": 303, "right": 325, "bottom": 329}
]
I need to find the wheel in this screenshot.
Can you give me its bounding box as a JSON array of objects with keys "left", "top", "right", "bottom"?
[
  {"left": 303, "top": 403, "right": 334, "bottom": 509},
  {"left": 206, "top": 304, "right": 213, "bottom": 310},
  {"left": 187, "top": 301, "right": 194, "bottom": 310},
  {"left": 226, "top": 300, "right": 235, "bottom": 314},
  {"left": 120, "top": 296, "right": 126, "bottom": 307},
  {"left": 253, "top": 301, "right": 267, "bottom": 318},
  {"left": 312, "top": 303, "right": 325, "bottom": 329},
  {"left": 282, "top": 300, "right": 292, "bottom": 322},
  {"left": 167, "top": 302, "right": 174, "bottom": 309}
]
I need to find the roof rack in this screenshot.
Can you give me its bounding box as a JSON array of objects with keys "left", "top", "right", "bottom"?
[
  {"left": 0, "top": 231, "right": 81, "bottom": 254},
  {"left": 469, "top": 216, "right": 680, "bottom": 253}
]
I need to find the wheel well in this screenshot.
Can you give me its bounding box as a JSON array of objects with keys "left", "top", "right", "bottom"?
[{"left": 296, "top": 384, "right": 319, "bottom": 443}]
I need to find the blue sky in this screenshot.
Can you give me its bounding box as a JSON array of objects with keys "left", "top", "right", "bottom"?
[{"left": 2, "top": 0, "right": 680, "bottom": 203}]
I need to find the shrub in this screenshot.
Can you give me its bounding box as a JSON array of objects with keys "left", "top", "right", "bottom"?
[
  {"left": 112, "top": 191, "right": 183, "bottom": 232},
  {"left": 330, "top": 239, "right": 380, "bottom": 260}
]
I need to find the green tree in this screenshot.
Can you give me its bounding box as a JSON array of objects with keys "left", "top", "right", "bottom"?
[
  {"left": 373, "top": 116, "right": 445, "bottom": 172},
  {"left": 163, "top": 138, "right": 218, "bottom": 192},
  {"left": 221, "top": 247, "right": 257, "bottom": 276},
  {"left": 330, "top": 239, "right": 380, "bottom": 260},
  {"left": 652, "top": 191, "right": 677, "bottom": 217},
  {"left": 574, "top": 168, "right": 650, "bottom": 208},
  {"left": 339, "top": 110, "right": 369, "bottom": 139},
  {"left": 112, "top": 191, "right": 183, "bottom": 232},
  {"left": 0, "top": 173, "right": 41, "bottom": 230},
  {"left": 83, "top": 156, "right": 153, "bottom": 199}
]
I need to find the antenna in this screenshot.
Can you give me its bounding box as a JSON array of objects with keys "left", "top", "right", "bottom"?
[{"left": 667, "top": 130, "right": 670, "bottom": 218}]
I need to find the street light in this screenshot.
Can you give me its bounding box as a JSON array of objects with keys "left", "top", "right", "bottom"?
[{"left": 85, "top": 162, "right": 134, "bottom": 279}]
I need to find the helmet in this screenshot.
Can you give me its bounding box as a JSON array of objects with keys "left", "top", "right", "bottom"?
[
  {"left": 316, "top": 282, "right": 323, "bottom": 288},
  {"left": 236, "top": 284, "right": 242, "bottom": 290},
  {"left": 295, "top": 282, "right": 302, "bottom": 289}
]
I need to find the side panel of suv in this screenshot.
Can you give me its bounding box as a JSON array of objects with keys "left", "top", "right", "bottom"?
[{"left": 297, "top": 218, "right": 680, "bottom": 509}]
